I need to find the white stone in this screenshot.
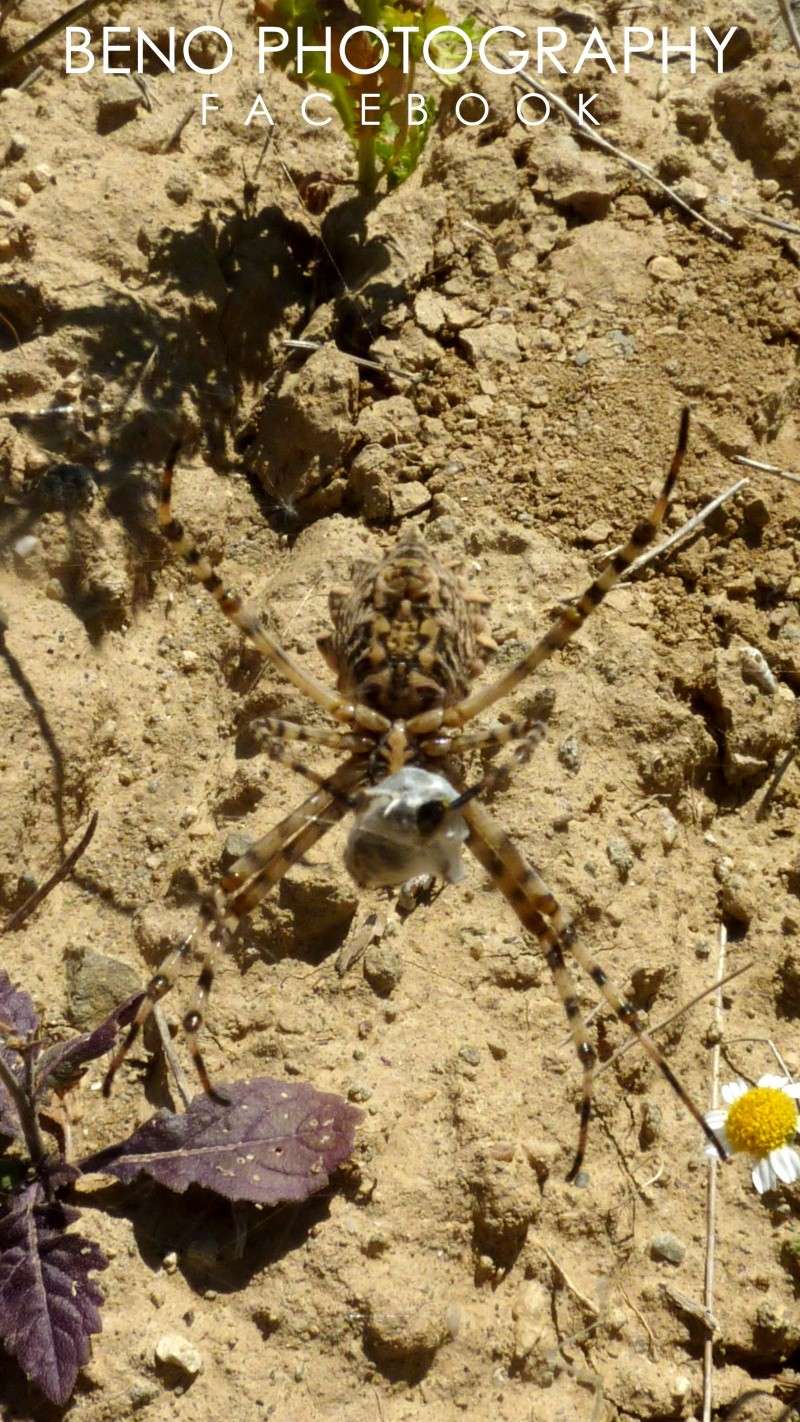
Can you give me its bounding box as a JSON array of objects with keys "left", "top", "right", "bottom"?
[{"left": 154, "top": 1332, "right": 203, "bottom": 1378}]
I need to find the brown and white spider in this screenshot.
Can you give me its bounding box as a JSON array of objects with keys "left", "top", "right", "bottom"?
[{"left": 103, "top": 409, "right": 726, "bottom": 1180}]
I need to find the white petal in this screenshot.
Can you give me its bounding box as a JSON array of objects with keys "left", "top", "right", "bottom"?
[
  {"left": 769, "top": 1148, "right": 800, "bottom": 1185},
  {"left": 784, "top": 1083, "right": 800, "bottom": 1100},
  {"left": 705, "top": 1109, "right": 728, "bottom": 1130},
  {"left": 721, "top": 1081, "right": 748, "bottom": 1105},
  {"left": 752, "top": 1157, "right": 777, "bottom": 1194},
  {"left": 704, "top": 1126, "right": 731, "bottom": 1159},
  {"left": 758, "top": 1074, "right": 790, "bottom": 1091}
]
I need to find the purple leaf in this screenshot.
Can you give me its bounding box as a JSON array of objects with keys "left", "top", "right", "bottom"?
[
  {"left": 0, "top": 972, "right": 38, "bottom": 1141},
  {"left": 80, "top": 1078, "right": 361, "bottom": 1205},
  {"left": 35, "top": 992, "right": 144, "bottom": 1098},
  {"left": 0, "top": 1184, "right": 107, "bottom": 1406}
]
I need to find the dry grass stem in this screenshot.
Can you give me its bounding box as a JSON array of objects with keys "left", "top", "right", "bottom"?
[
  {"left": 2, "top": 811, "right": 99, "bottom": 934},
  {"left": 594, "top": 959, "right": 752, "bottom": 1080},
  {"left": 702, "top": 923, "right": 727, "bottom": 1422},
  {"left": 282, "top": 338, "right": 419, "bottom": 384},
  {"left": 731, "top": 455, "right": 800, "bottom": 488},
  {"left": 621, "top": 480, "right": 749, "bottom": 579},
  {"left": 506, "top": 66, "right": 733, "bottom": 244},
  {"left": 153, "top": 1006, "right": 193, "bottom": 1111}
]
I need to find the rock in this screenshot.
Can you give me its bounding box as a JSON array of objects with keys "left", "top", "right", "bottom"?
[
  {"left": 26, "top": 164, "right": 52, "bottom": 191},
  {"left": 714, "top": 56, "right": 800, "bottom": 198},
  {"left": 558, "top": 735, "right": 581, "bottom": 773},
  {"left": 392, "top": 481, "right": 430, "bottom": 519},
  {"left": 221, "top": 831, "right": 254, "bottom": 868},
  {"left": 739, "top": 645, "right": 777, "bottom": 695},
  {"left": 743, "top": 495, "right": 770, "bottom": 530},
  {"left": 658, "top": 809, "right": 679, "bottom": 850},
  {"left": 357, "top": 396, "right": 420, "bottom": 447},
  {"left": 66, "top": 949, "right": 142, "bottom": 1030},
  {"left": 692, "top": 639, "right": 796, "bottom": 786},
  {"left": 363, "top": 943, "right": 403, "bottom": 996},
  {"left": 414, "top": 290, "right": 448, "bottom": 335},
  {"left": 429, "top": 149, "right": 519, "bottom": 225},
  {"left": 606, "top": 836, "right": 634, "bottom": 881},
  {"left": 363, "top": 1281, "right": 451, "bottom": 1361},
  {"left": 673, "top": 94, "right": 712, "bottom": 140},
  {"left": 247, "top": 344, "right": 358, "bottom": 510},
  {"left": 650, "top": 1232, "right": 686, "bottom": 1264},
  {"left": 459, "top": 323, "right": 520, "bottom": 366},
  {"left": 468, "top": 1148, "right": 539, "bottom": 1267},
  {"left": 511, "top": 1279, "right": 555, "bottom": 1379},
  {"left": 580, "top": 520, "right": 613, "bottom": 546},
  {"left": 648, "top": 255, "right": 684, "bottom": 283},
  {"left": 539, "top": 136, "right": 614, "bottom": 219},
  {"left": 154, "top": 1332, "right": 203, "bottom": 1379},
  {"left": 348, "top": 445, "right": 393, "bottom": 520}
]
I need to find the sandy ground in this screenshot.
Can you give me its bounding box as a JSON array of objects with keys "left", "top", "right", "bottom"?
[{"left": 1, "top": 0, "right": 800, "bottom": 1416}]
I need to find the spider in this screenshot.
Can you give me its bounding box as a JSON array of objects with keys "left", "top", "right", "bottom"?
[{"left": 103, "top": 409, "right": 726, "bottom": 1181}]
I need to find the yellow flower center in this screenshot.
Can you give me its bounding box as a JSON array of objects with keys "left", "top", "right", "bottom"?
[{"left": 726, "top": 1087, "right": 797, "bottom": 1156}]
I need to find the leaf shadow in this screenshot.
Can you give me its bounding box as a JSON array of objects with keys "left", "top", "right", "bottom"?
[{"left": 79, "top": 1177, "right": 336, "bottom": 1293}]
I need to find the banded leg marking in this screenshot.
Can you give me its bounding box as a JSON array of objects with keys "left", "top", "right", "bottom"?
[
  {"left": 103, "top": 762, "right": 365, "bottom": 1097},
  {"left": 460, "top": 791, "right": 724, "bottom": 1180},
  {"left": 447, "top": 409, "right": 688, "bottom": 727},
  {"left": 160, "top": 446, "right": 345, "bottom": 718}
]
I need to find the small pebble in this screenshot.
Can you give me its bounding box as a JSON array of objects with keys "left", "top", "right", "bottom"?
[
  {"left": 558, "top": 735, "right": 581, "bottom": 773},
  {"left": 179, "top": 649, "right": 199, "bottom": 673},
  {"left": 650, "top": 1232, "right": 685, "bottom": 1264},
  {"left": 740, "top": 645, "right": 777, "bottom": 695},
  {"left": 459, "top": 1045, "right": 480, "bottom": 1066},
  {"left": 658, "top": 808, "right": 679, "bottom": 850},
  {"left": 154, "top": 1332, "right": 203, "bottom": 1379},
  {"left": 26, "top": 163, "right": 52, "bottom": 191},
  {"left": 14, "top": 182, "right": 33, "bottom": 207},
  {"left": 649, "top": 255, "right": 684, "bottom": 282},
  {"left": 162, "top": 1251, "right": 178, "bottom": 1274},
  {"left": 606, "top": 836, "right": 634, "bottom": 881},
  {"left": 13, "top": 534, "right": 41, "bottom": 560},
  {"left": 363, "top": 943, "right": 403, "bottom": 997}
]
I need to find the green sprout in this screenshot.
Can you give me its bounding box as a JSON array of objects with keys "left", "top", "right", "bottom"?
[{"left": 257, "top": 0, "right": 483, "bottom": 194}]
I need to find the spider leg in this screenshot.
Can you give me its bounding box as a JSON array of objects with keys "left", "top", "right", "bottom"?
[
  {"left": 447, "top": 722, "right": 547, "bottom": 809},
  {"left": 439, "top": 409, "right": 688, "bottom": 729},
  {"left": 258, "top": 717, "right": 373, "bottom": 755},
  {"left": 159, "top": 446, "right": 388, "bottom": 733},
  {"left": 103, "top": 760, "right": 366, "bottom": 1097},
  {"left": 102, "top": 926, "right": 200, "bottom": 1097},
  {"left": 459, "top": 793, "right": 725, "bottom": 1181},
  {"left": 445, "top": 713, "right": 549, "bottom": 756}
]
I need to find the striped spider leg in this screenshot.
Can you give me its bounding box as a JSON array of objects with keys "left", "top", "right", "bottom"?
[{"left": 104, "top": 411, "right": 725, "bottom": 1180}]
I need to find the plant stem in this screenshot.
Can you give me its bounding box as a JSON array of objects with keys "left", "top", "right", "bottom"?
[
  {"left": 357, "top": 136, "right": 378, "bottom": 196},
  {"left": 0, "top": 1055, "right": 48, "bottom": 1172}
]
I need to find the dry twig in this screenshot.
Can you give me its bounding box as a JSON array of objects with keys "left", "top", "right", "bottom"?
[
  {"left": 507, "top": 65, "right": 733, "bottom": 244},
  {"left": 702, "top": 923, "right": 727, "bottom": 1422},
  {"left": 621, "top": 479, "right": 749, "bottom": 579},
  {"left": 0, "top": 0, "right": 104, "bottom": 76},
  {"left": 777, "top": 0, "right": 800, "bottom": 61},
  {"left": 281, "top": 337, "right": 419, "bottom": 384},
  {"left": 595, "top": 959, "right": 752, "bottom": 1080},
  {"left": 2, "top": 811, "right": 98, "bottom": 934},
  {"left": 540, "top": 1243, "right": 599, "bottom": 1317},
  {"left": 152, "top": 1006, "right": 193, "bottom": 1111},
  {"left": 731, "top": 454, "right": 800, "bottom": 489}
]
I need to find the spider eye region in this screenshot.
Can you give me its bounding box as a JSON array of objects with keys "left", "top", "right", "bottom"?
[{"left": 344, "top": 768, "right": 468, "bottom": 889}]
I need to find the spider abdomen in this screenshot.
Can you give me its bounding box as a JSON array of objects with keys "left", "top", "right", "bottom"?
[{"left": 328, "top": 529, "right": 492, "bottom": 718}]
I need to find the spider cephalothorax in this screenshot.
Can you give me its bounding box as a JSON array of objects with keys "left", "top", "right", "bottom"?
[{"left": 103, "top": 410, "right": 726, "bottom": 1182}]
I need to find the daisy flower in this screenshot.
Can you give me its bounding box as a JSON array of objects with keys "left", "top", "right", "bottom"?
[{"left": 705, "top": 1074, "right": 800, "bottom": 1195}]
